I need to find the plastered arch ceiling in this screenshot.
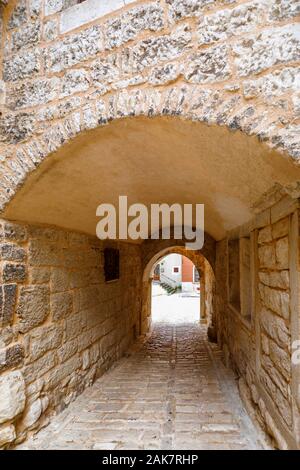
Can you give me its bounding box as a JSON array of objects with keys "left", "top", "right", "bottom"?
[{"left": 4, "top": 116, "right": 300, "bottom": 241}]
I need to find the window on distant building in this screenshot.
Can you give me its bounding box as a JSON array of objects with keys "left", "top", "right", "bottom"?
[{"left": 173, "top": 266, "right": 180, "bottom": 274}]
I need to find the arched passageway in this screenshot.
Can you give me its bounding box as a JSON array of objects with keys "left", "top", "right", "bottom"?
[
  {"left": 141, "top": 245, "right": 215, "bottom": 331},
  {"left": 1, "top": 0, "right": 300, "bottom": 451}
]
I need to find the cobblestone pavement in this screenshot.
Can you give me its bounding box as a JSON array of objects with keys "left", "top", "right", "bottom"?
[{"left": 18, "top": 323, "right": 265, "bottom": 450}]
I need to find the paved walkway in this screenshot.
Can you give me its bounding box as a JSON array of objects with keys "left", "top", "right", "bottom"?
[
  {"left": 19, "top": 323, "right": 265, "bottom": 450},
  {"left": 152, "top": 289, "right": 200, "bottom": 323}
]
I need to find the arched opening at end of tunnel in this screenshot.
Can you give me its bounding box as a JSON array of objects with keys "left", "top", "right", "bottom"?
[{"left": 151, "top": 253, "right": 201, "bottom": 325}]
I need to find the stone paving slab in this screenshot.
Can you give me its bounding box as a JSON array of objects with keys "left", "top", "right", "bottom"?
[{"left": 17, "top": 323, "right": 266, "bottom": 450}]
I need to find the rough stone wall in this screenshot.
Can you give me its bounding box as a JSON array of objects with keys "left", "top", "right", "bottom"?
[
  {"left": 215, "top": 192, "right": 300, "bottom": 449},
  {"left": 0, "top": 218, "right": 142, "bottom": 447},
  {"left": 0, "top": 0, "right": 299, "bottom": 211}
]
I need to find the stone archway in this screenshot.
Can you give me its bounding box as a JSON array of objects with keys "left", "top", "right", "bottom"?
[{"left": 140, "top": 243, "right": 215, "bottom": 335}]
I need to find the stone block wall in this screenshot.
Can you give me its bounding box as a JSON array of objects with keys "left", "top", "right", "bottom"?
[
  {"left": 215, "top": 192, "right": 300, "bottom": 449},
  {"left": 0, "top": 218, "right": 142, "bottom": 447}
]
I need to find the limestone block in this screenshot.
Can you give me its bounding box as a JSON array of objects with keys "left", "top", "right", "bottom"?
[
  {"left": 269, "top": 340, "right": 291, "bottom": 380},
  {"left": 11, "top": 21, "right": 41, "bottom": 52},
  {"left": 198, "top": 2, "right": 264, "bottom": 45},
  {"left": 17, "top": 286, "right": 50, "bottom": 333},
  {"left": 275, "top": 237, "right": 289, "bottom": 269},
  {"left": 260, "top": 307, "right": 290, "bottom": 349},
  {"left": 131, "top": 25, "right": 192, "bottom": 73},
  {"left": 258, "top": 225, "right": 272, "bottom": 244},
  {"left": 45, "top": 26, "right": 103, "bottom": 73},
  {"left": 0, "top": 112, "right": 34, "bottom": 144},
  {"left": 272, "top": 217, "right": 289, "bottom": 239},
  {"left": 104, "top": 3, "right": 164, "bottom": 50},
  {"left": 51, "top": 268, "right": 69, "bottom": 292},
  {"left": 29, "top": 324, "right": 63, "bottom": 361},
  {"left": 0, "top": 244, "right": 26, "bottom": 262},
  {"left": 23, "top": 351, "right": 57, "bottom": 384},
  {"left": 258, "top": 244, "right": 276, "bottom": 268},
  {"left": 149, "top": 63, "right": 181, "bottom": 86},
  {"left": 184, "top": 45, "right": 231, "bottom": 84},
  {"left": 0, "top": 371, "right": 26, "bottom": 424},
  {"left": 166, "top": 0, "right": 215, "bottom": 22},
  {"left": 260, "top": 284, "right": 289, "bottom": 319},
  {"left": 0, "top": 284, "right": 17, "bottom": 326},
  {"left": 233, "top": 24, "right": 300, "bottom": 77},
  {"left": 3, "top": 49, "right": 41, "bottom": 82},
  {"left": 0, "top": 424, "right": 16, "bottom": 446},
  {"left": 0, "top": 343, "right": 24, "bottom": 371},
  {"left": 243, "top": 68, "right": 300, "bottom": 102},
  {"left": 43, "top": 19, "right": 58, "bottom": 42},
  {"left": 2, "top": 263, "right": 26, "bottom": 283},
  {"left": 21, "top": 398, "right": 42, "bottom": 428},
  {"left": 51, "top": 291, "right": 73, "bottom": 321},
  {"left": 259, "top": 270, "right": 289, "bottom": 290},
  {"left": 8, "top": 0, "right": 27, "bottom": 30},
  {"left": 8, "top": 77, "right": 60, "bottom": 110},
  {"left": 60, "top": 69, "right": 90, "bottom": 98}
]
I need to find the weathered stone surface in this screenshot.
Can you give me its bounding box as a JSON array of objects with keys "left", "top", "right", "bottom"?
[
  {"left": 260, "top": 307, "right": 290, "bottom": 349},
  {"left": 0, "top": 371, "right": 26, "bottom": 424},
  {"left": 272, "top": 217, "right": 289, "bottom": 239},
  {"left": 3, "top": 49, "right": 40, "bottom": 82},
  {"left": 259, "top": 270, "right": 289, "bottom": 290},
  {"left": 258, "top": 244, "right": 276, "bottom": 268},
  {"left": 0, "top": 244, "right": 26, "bottom": 261},
  {"left": 269, "top": 340, "right": 290, "bottom": 381},
  {"left": 11, "top": 21, "right": 41, "bottom": 52},
  {"left": 166, "top": 0, "right": 215, "bottom": 21},
  {"left": 17, "top": 286, "right": 50, "bottom": 333},
  {"left": 149, "top": 63, "right": 181, "bottom": 86},
  {"left": 50, "top": 268, "right": 69, "bottom": 293},
  {"left": 51, "top": 291, "right": 73, "bottom": 321},
  {"left": 131, "top": 25, "right": 192, "bottom": 72},
  {"left": 8, "top": 0, "right": 27, "bottom": 30},
  {"left": 3, "top": 222, "right": 27, "bottom": 242},
  {"left": 2, "top": 263, "right": 26, "bottom": 283},
  {"left": 0, "top": 284, "right": 17, "bottom": 327},
  {"left": 29, "top": 267, "right": 50, "bottom": 284},
  {"left": 243, "top": 67, "right": 300, "bottom": 102},
  {"left": 29, "top": 241, "right": 61, "bottom": 266},
  {"left": 90, "top": 54, "right": 120, "bottom": 86},
  {"left": 23, "top": 351, "right": 57, "bottom": 384},
  {"left": 60, "top": 69, "right": 89, "bottom": 98},
  {"left": 44, "top": 0, "right": 64, "bottom": 16},
  {"left": 258, "top": 225, "right": 272, "bottom": 244},
  {"left": 259, "top": 284, "right": 289, "bottom": 319},
  {"left": 21, "top": 399, "right": 42, "bottom": 428},
  {"left": 8, "top": 78, "right": 60, "bottom": 110},
  {"left": 29, "top": 0, "right": 42, "bottom": 18},
  {"left": 29, "top": 324, "right": 63, "bottom": 361},
  {"left": 0, "top": 424, "right": 16, "bottom": 446},
  {"left": 43, "top": 19, "right": 58, "bottom": 42},
  {"left": 275, "top": 237, "right": 289, "bottom": 269},
  {"left": 184, "top": 45, "right": 231, "bottom": 84},
  {"left": 45, "top": 26, "right": 103, "bottom": 73},
  {"left": 0, "top": 343, "right": 24, "bottom": 371},
  {"left": 104, "top": 3, "right": 164, "bottom": 50},
  {"left": 198, "top": 2, "right": 264, "bottom": 45},
  {"left": 267, "top": 0, "right": 300, "bottom": 21},
  {"left": 233, "top": 25, "right": 300, "bottom": 77},
  {"left": 0, "top": 112, "right": 34, "bottom": 144}
]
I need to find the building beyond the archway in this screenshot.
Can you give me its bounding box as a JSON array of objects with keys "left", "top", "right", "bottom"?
[{"left": 0, "top": 0, "right": 300, "bottom": 450}]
